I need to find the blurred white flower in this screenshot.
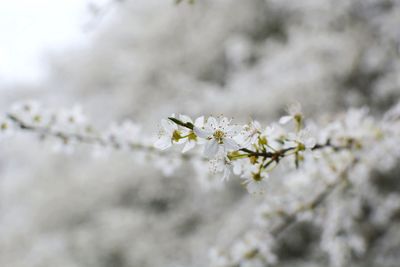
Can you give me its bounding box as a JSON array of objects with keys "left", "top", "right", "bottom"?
[
  {"left": 209, "top": 152, "right": 232, "bottom": 181},
  {"left": 279, "top": 102, "right": 303, "bottom": 125},
  {"left": 209, "top": 248, "right": 232, "bottom": 267},
  {"left": 154, "top": 156, "right": 182, "bottom": 177},
  {"left": 231, "top": 232, "right": 277, "bottom": 266},
  {"left": 10, "top": 100, "right": 49, "bottom": 127},
  {"left": 231, "top": 157, "right": 248, "bottom": 176},
  {"left": 104, "top": 120, "right": 142, "bottom": 149},
  {"left": 286, "top": 129, "right": 316, "bottom": 150},
  {"left": 192, "top": 160, "right": 224, "bottom": 191},
  {"left": 55, "top": 105, "right": 88, "bottom": 134},
  {"left": 240, "top": 163, "right": 269, "bottom": 194},
  {"left": 0, "top": 116, "right": 14, "bottom": 138},
  {"left": 51, "top": 137, "right": 76, "bottom": 155}
]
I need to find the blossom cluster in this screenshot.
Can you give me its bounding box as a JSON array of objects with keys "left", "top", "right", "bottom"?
[
  {"left": 154, "top": 103, "right": 400, "bottom": 267},
  {"left": 154, "top": 103, "right": 366, "bottom": 194},
  {"left": 1, "top": 100, "right": 400, "bottom": 267}
]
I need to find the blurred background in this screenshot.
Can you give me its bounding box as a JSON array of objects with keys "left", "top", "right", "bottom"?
[{"left": 0, "top": 0, "right": 400, "bottom": 266}]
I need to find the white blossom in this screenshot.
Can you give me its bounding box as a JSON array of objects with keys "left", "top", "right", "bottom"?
[
  {"left": 179, "top": 115, "right": 205, "bottom": 153},
  {"left": 237, "top": 120, "right": 261, "bottom": 147},
  {"left": 2, "top": 98, "right": 400, "bottom": 267},
  {"left": 154, "top": 118, "right": 183, "bottom": 150},
  {"left": 194, "top": 116, "right": 241, "bottom": 158},
  {"left": 209, "top": 248, "right": 232, "bottom": 267},
  {"left": 0, "top": 116, "right": 14, "bottom": 138},
  {"left": 240, "top": 163, "right": 269, "bottom": 194},
  {"left": 209, "top": 152, "right": 232, "bottom": 181},
  {"left": 279, "top": 102, "right": 303, "bottom": 125},
  {"left": 10, "top": 100, "right": 49, "bottom": 127},
  {"left": 286, "top": 129, "right": 316, "bottom": 150}
]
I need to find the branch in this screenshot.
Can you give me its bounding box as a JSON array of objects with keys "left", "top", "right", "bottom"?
[{"left": 6, "top": 113, "right": 206, "bottom": 163}]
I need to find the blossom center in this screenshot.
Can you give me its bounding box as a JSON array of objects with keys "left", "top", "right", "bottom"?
[
  {"left": 188, "top": 131, "right": 197, "bottom": 141},
  {"left": 244, "top": 248, "right": 259, "bottom": 259},
  {"left": 172, "top": 130, "right": 181, "bottom": 142},
  {"left": 213, "top": 130, "right": 225, "bottom": 144},
  {"left": 252, "top": 172, "right": 262, "bottom": 181}
]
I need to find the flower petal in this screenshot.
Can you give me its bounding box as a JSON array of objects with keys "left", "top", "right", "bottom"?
[
  {"left": 253, "top": 120, "right": 261, "bottom": 130},
  {"left": 247, "top": 180, "right": 267, "bottom": 194},
  {"left": 225, "top": 125, "right": 242, "bottom": 137},
  {"left": 207, "top": 117, "right": 218, "bottom": 129},
  {"left": 194, "top": 116, "right": 204, "bottom": 127},
  {"left": 287, "top": 132, "right": 297, "bottom": 140},
  {"left": 232, "top": 162, "right": 242, "bottom": 175},
  {"left": 223, "top": 138, "right": 240, "bottom": 151},
  {"left": 154, "top": 137, "right": 171, "bottom": 150},
  {"left": 194, "top": 126, "right": 212, "bottom": 139},
  {"left": 218, "top": 117, "right": 230, "bottom": 129},
  {"left": 204, "top": 139, "right": 219, "bottom": 158},
  {"left": 288, "top": 102, "right": 302, "bottom": 115},
  {"left": 279, "top": 116, "right": 293, "bottom": 125},
  {"left": 305, "top": 137, "right": 316, "bottom": 149},
  {"left": 179, "top": 114, "right": 193, "bottom": 124},
  {"left": 161, "top": 119, "right": 175, "bottom": 133},
  {"left": 182, "top": 140, "right": 196, "bottom": 153},
  {"left": 222, "top": 166, "right": 231, "bottom": 181}
]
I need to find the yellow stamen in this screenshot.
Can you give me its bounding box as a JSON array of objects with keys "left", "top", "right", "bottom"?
[
  {"left": 172, "top": 130, "right": 181, "bottom": 142},
  {"left": 213, "top": 129, "right": 225, "bottom": 144},
  {"left": 188, "top": 131, "right": 197, "bottom": 141},
  {"left": 252, "top": 172, "right": 262, "bottom": 181}
]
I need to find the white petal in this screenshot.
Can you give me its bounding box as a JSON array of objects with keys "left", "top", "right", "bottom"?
[
  {"left": 232, "top": 162, "right": 242, "bottom": 175},
  {"left": 234, "top": 134, "right": 246, "bottom": 147},
  {"left": 204, "top": 140, "right": 219, "bottom": 158},
  {"left": 225, "top": 125, "right": 242, "bottom": 137},
  {"left": 250, "top": 135, "right": 259, "bottom": 146},
  {"left": 223, "top": 138, "right": 240, "bottom": 151},
  {"left": 287, "top": 132, "right": 297, "bottom": 140},
  {"left": 179, "top": 114, "right": 193, "bottom": 124},
  {"left": 196, "top": 137, "right": 207, "bottom": 145},
  {"left": 154, "top": 137, "right": 171, "bottom": 150},
  {"left": 175, "top": 137, "right": 186, "bottom": 145},
  {"left": 222, "top": 167, "right": 231, "bottom": 181},
  {"left": 305, "top": 137, "right": 316, "bottom": 149},
  {"left": 194, "top": 116, "right": 204, "bottom": 127},
  {"left": 285, "top": 141, "right": 297, "bottom": 148},
  {"left": 161, "top": 119, "right": 175, "bottom": 133},
  {"left": 253, "top": 120, "right": 261, "bottom": 130},
  {"left": 218, "top": 117, "right": 230, "bottom": 129},
  {"left": 288, "top": 102, "right": 302, "bottom": 114},
  {"left": 194, "top": 126, "right": 212, "bottom": 139},
  {"left": 207, "top": 117, "right": 218, "bottom": 129},
  {"left": 264, "top": 126, "right": 274, "bottom": 136},
  {"left": 182, "top": 140, "right": 196, "bottom": 153},
  {"left": 247, "top": 180, "right": 267, "bottom": 194},
  {"left": 279, "top": 116, "right": 293, "bottom": 125}
]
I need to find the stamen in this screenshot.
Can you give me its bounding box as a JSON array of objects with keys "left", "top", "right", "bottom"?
[{"left": 213, "top": 129, "right": 225, "bottom": 144}]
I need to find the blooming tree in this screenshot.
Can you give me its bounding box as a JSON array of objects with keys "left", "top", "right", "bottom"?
[
  {"left": 1, "top": 99, "right": 400, "bottom": 267},
  {"left": 1, "top": 0, "right": 400, "bottom": 266}
]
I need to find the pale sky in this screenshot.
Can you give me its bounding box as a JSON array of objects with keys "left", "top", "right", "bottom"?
[{"left": 0, "top": 0, "right": 105, "bottom": 85}]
